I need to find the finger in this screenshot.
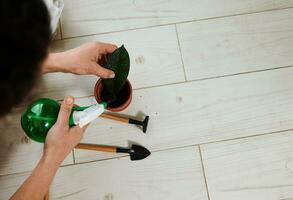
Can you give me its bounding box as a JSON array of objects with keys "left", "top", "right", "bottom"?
[
  {"left": 57, "top": 96, "right": 74, "bottom": 126},
  {"left": 71, "top": 125, "right": 87, "bottom": 141},
  {"left": 81, "top": 123, "right": 90, "bottom": 132},
  {"left": 91, "top": 63, "right": 115, "bottom": 79},
  {"left": 99, "top": 42, "right": 118, "bottom": 54},
  {"left": 73, "top": 123, "right": 89, "bottom": 133}
]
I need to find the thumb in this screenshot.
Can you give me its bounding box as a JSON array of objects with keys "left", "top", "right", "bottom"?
[
  {"left": 57, "top": 96, "right": 74, "bottom": 126},
  {"left": 92, "top": 63, "right": 115, "bottom": 79}
]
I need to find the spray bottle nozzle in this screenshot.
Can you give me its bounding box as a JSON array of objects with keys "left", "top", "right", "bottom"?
[{"left": 71, "top": 102, "right": 106, "bottom": 127}]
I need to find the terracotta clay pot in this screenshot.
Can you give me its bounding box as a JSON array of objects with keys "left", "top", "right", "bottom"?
[{"left": 94, "top": 79, "right": 132, "bottom": 112}]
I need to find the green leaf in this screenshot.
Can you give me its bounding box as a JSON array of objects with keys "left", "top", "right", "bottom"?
[{"left": 102, "top": 45, "right": 130, "bottom": 100}]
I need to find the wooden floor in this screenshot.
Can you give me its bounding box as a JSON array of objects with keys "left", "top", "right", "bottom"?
[{"left": 1, "top": 1, "right": 293, "bottom": 199}]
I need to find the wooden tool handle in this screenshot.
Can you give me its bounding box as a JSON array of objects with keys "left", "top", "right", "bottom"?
[
  {"left": 100, "top": 113, "right": 129, "bottom": 123},
  {"left": 75, "top": 143, "right": 116, "bottom": 153},
  {"left": 44, "top": 191, "right": 49, "bottom": 200}
]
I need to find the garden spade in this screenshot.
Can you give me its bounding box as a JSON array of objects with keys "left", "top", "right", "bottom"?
[{"left": 75, "top": 143, "right": 151, "bottom": 161}]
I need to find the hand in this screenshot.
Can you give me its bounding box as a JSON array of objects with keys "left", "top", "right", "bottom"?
[
  {"left": 43, "top": 96, "right": 87, "bottom": 165},
  {"left": 11, "top": 96, "right": 86, "bottom": 200},
  {"left": 43, "top": 42, "right": 117, "bottom": 78}
]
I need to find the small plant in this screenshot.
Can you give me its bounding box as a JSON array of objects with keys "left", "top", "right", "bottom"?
[{"left": 101, "top": 45, "right": 130, "bottom": 104}]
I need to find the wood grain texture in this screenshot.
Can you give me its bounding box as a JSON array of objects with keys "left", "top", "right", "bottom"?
[
  {"left": 75, "top": 144, "right": 117, "bottom": 153},
  {"left": 100, "top": 113, "right": 130, "bottom": 123},
  {"left": 0, "top": 171, "right": 49, "bottom": 200},
  {"left": 60, "top": 0, "right": 293, "bottom": 38},
  {"left": 52, "top": 147, "right": 207, "bottom": 200},
  {"left": 177, "top": 8, "right": 293, "bottom": 80},
  {"left": 43, "top": 26, "right": 184, "bottom": 100},
  {"left": 0, "top": 147, "right": 207, "bottom": 200},
  {"left": 201, "top": 130, "right": 293, "bottom": 200},
  {"left": 0, "top": 172, "right": 29, "bottom": 200},
  {"left": 44, "top": 191, "right": 49, "bottom": 200},
  {"left": 74, "top": 67, "right": 293, "bottom": 163},
  {"left": 0, "top": 108, "right": 73, "bottom": 176}
]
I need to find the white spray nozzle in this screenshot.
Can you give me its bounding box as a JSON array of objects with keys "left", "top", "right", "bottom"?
[{"left": 72, "top": 103, "right": 106, "bottom": 127}]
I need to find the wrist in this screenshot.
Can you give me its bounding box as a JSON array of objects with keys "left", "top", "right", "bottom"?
[
  {"left": 42, "top": 52, "right": 69, "bottom": 74},
  {"left": 42, "top": 148, "right": 65, "bottom": 167}
]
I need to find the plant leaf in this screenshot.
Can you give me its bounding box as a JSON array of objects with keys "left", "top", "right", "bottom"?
[{"left": 102, "top": 45, "right": 130, "bottom": 100}]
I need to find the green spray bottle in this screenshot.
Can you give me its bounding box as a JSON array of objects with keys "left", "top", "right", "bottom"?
[{"left": 21, "top": 98, "right": 107, "bottom": 143}]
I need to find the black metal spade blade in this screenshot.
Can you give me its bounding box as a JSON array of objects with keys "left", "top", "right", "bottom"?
[
  {"left": 129, "top": 145, "right": 151, "bottom": 161},
  {"left": 142, "top": 116, "right": 149, "bottom": 133}
]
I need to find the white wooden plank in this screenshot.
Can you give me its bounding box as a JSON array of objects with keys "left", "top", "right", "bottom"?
[
  {"left": 43, "top": 25, "right": 184, "bottom": 100},
  {"left": 201, "top": 130, "right": 293, "bottom": 200},
  {"left": 0, "top": 107, "right": 73, "bottom": 176},
  {"left": 177, "top": 8, "right": 293, "bottom": 81},
  {"left": 74, "top": 66, "right": 293, "bottom": 163},
  {"left": 52, "top": 147, "right": 207, "bottom": 200},
  {"left": 0, "top": 172, "right": 29, "bottom": 200},
  {"left": 60, "top": 0, "right": 293, "bottom": 38},
  {"left": 0, "top": 147, "right": 207, "bottom": 200}
]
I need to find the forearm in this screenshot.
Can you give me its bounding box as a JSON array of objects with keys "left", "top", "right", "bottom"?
[
  {"left": 10, "top": 155, "right": 60, "bottom": 200},
  {"left": 42, "top": 52, "right": 68, "bottom": 74},
  {"left": 11, "top": 96, "right": 85, "bottom": 200}
]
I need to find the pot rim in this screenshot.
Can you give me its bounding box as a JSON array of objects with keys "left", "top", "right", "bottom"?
[{"left": 94, "top": 79, "right": 132, "bottom": 112}]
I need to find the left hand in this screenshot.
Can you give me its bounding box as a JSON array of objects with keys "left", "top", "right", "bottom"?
[
  {"left": 10, "top": 96, "right": 87, "bottom": 200},
  {"left": 43, "top": 41, "right": 117, "bottom": 78},
  {"left": 43, "top": 96, "right": 87, "bottom": 165}
]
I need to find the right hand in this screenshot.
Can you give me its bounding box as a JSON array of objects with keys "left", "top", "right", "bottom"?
[
  {"left": 43, "top": 42, "right": 117, "bottom": 78},
  {"left": 43, "top": 96, "right": 87, "bottom": 165}
]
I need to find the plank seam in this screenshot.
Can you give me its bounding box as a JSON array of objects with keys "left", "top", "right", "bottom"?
[
  {"left": 3, "top": 128, "right": 293, "bottom": 177},
  {"left": 66, "top": 64, "right": 293, "bottom": 102},
  {"left": 59, "top": 20, "right": 64, "bottom": 40},
  {"left": 175, "top": 24, "right": 188, "bottom": 81},
  {"left": 70, "top": 128, "right": 293, "bottom": 166},
  {"left": 198, "top": 145, "right": 211, "bottom": 200},
  {"left": 72, "top": 150, "right": 76, "bottom": 164},
  {"left": 60, "top": 6, "right": 293, "bottom": 40}
]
